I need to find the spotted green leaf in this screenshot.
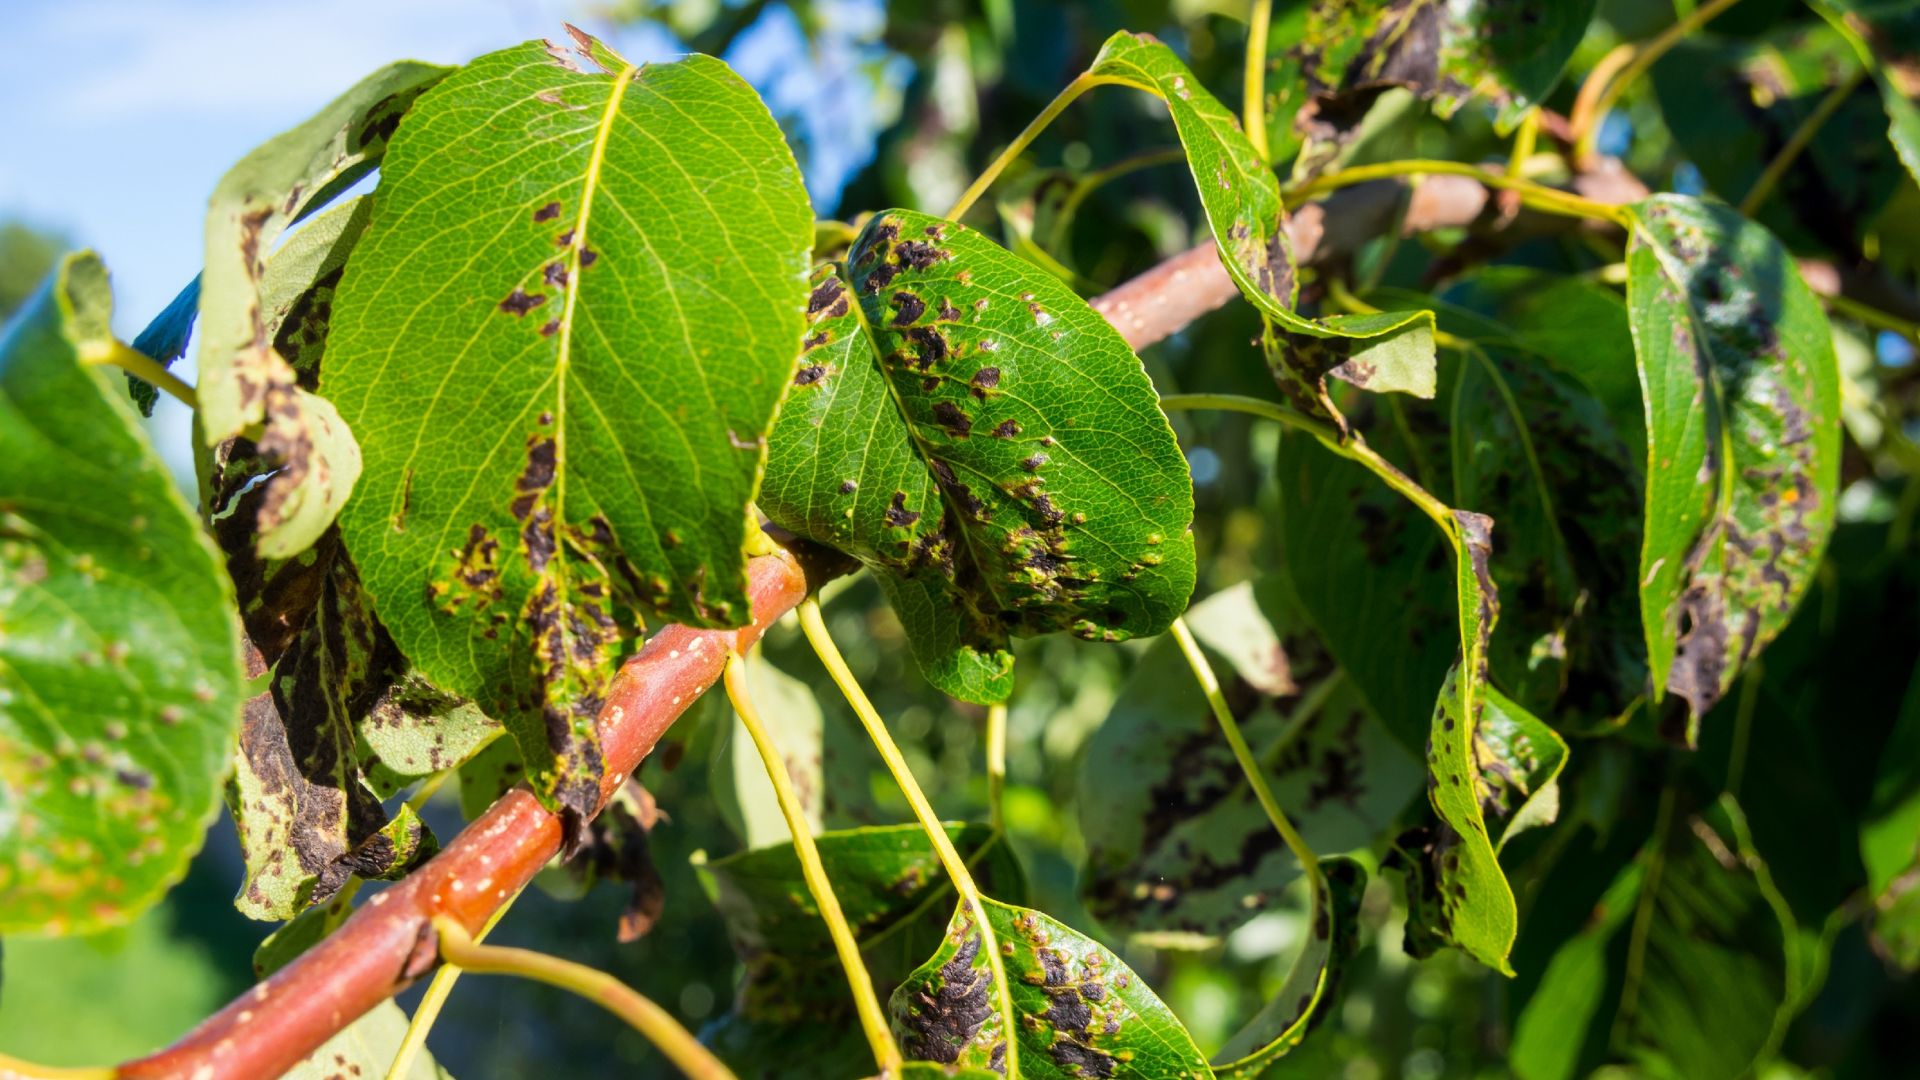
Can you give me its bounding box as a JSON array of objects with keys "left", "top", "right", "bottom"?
[
  {"left": 1401, "top": 671, "right": 1567, "bottom": 972},
  {"left": 327, "top": 35, "right": 812, "bottom": 820},
  {"left": 1078, "top": 580, "right": 1419, "bottom": 941},
  {"left": 761, "top": 211, "right": 1196, "bottom": 702},
  {"left": 0, "top": 253, "right": 245, "bottom": 935},
  {"left": 698, "top": 823, "right": 1023, "bottom": 1078},
  {"left": 1260, "top": 0, "right": 1598, "bottom": 161},
  {"left": 1085, "top": 31, "right": 1434, "bottom": 422},
  {"left": 196, "top": 61, "right": 449, "bottom": 558},
  {"left": 1211, "top": 857, "right": 1367, "bottom": 1075},
  {"left": 892, "top": 897, "right": 1211, "bottom": 1079},
  {"left": 1625, "top": 196, "right": 1841, "bottom": 740}
]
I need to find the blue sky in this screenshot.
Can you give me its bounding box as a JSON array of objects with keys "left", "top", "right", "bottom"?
[{"left": 1, "top": 0, "right": 891, "bottom": 477}]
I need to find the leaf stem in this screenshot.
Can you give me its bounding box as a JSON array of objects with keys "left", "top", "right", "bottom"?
[
  {"left": 1739, "top": 64, "right": 1866, "bottom": 217},
  {"left": 946, "top": 72, "right": 1122, "bottom": 221},
  {"left": 1169, "top": 617, "right": 1322, "bottom": 886},
  {"left": 796, "top": 596, "right": 1018, "bottom": 1075},
  {"left": 1506, "top": 107, "right": 1540, "bottom": 178},
  {"left": 428, "top": 915, "right": 737, "bottom": 1080},
  {"left": 1158, "top": 392, "right": 1456, "bottom": 535},
  {"left": 384, "top": 886, "right": 523, "bottom": 1080},
  {"left": 1827, "top": 293, "right": 1920, "bottom": 345},
  {"left": 1244, "top": 0, "right": 1274, "bottom": 162},
  {"left": 1284, "top": 158, "right": 1630, "bottom": 226},
  {"left": 79, "top": 338, "right": 198, "bottom": 411},
  {"left": 985, "top": 701, "right": 1008, "bottom": 833},
  {"left": 722, "top": 651, "right": 901, "bottom": 1077},
  {"left": 1572, "top": 0, "right": 1746, "bottom": 164},
  {"left": 1566, "top": 42, "right": 1637, "bottom": 162}
]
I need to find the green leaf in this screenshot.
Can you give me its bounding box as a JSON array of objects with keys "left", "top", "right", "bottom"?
[
  {"left": 327, "top": 35, "right": 813, "bottom": 820},
  {"left": 281, "top": 1000, "right": 453, "bottom": 1079},
  {"left": 1435, "top": 268, "right": 1645, "bottom": 467},
  {"left": 0, "top": 253, "right": 245, "bottom": 936},
  {"left": 1277, "top": 415, "right": 1454, "bottom": 750},
  {"left": 698, "top": 823, "right": 1024, "bottom": 1077},
  {"left": 1260, "top": 0, "right": 1597, "bottom": 160},
  {"left": 1400, "top": 665, "right": 1566, "bottom": 974},
  {"left": 1278, "top": 401, "right": 1564, "bottom": 972},
  {"left": 1625, "top": 195, "right": 1841, "bottom": 739},
  {"left": 1652, "top": 25, "right": 1902, "bottom": 252},
  {"left": 1511, "top": 794, "right": 1798, "bottom": 1080},
  {"left": 1085, "top": 30, "right": 1434, "bottom": 418},
  {"left": 1077, "top": 580, "right": 1419, "bottom": 941},
  {"left": 891, "top": 897, "right": 1211, "bottom": 1078},
  {"left": 1812, "top": 0, "right": 1920, "bottom": 187},
  {"left": 1376, "top": 275, "right": 1648, "bottom": 728},
  {"left": 197, "top": 60, "right": 450, "bottom": 558},
  {"left": 760, "top": 211, "right": 1196, "bottom": 702},
  {"left": 1211, "top": 857, "right": 1367, "bottom": 1075}
]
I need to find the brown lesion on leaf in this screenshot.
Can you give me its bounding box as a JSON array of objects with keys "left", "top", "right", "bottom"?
[
  {"left": 932, "top": 401, "right": 973, "bottom": 437},
  {"left": 533, "top": 201, "right": 563, "bottom": 223},
  {"left": 891, "top": 291, "right": 927, "bottom": 326},
  {"left": 886, "top": 491, "right": 922, "bottom": 528},
  {"left": 898, "top": 924, "right": 1001, "bottom": 1067},
  {"left": 500, "top": 288, "right": 546, "bottom": 316}
]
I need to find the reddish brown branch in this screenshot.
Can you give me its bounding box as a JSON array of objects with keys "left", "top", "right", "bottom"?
[{"left": 114, "top": 550, "right": 812, "bottom": 1080}]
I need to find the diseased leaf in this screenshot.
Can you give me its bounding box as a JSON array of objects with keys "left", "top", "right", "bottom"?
[
  {"left": 698, "top": 823, "right": 1023, "bottom": 1078},
  {"left": 761, "top": 212, "right": 1196, "bottom": 702},
  {"left": 1211, "top": 857, "right": 1367, "bottom": 1075},
  {"left": 197, "top": 60, "right": 449, "bottom": 558},
  {"left": 1078, "top": 580, "right": 1419, "bottom": 940},
  {"left": 229, "top": 553, "right": 439, "bottom": 921},
  {"left": 1626, "top": 195, "right": 1841, "bottom": 740},
  {"left": 354, "top": 671, "right": 499, "bottom": 801},
  {"left": 1261, "top": 0, "right": 1597, "bottom": 160},
  {"left": 0, "top": 253, "right": 245, "bottom": 936},
  {"left": 328, "top": 35, "right": 813, "bottom": 821},
  {"left": 892, "top": 898, "right": 1211, "bottom": 1079},
  {"left": 1278, "top": 395, "right": 1563, "bottom": 972},
  {"left": 260, "top": 195, "right": 373, "bottom": 383},
  {"left": 1379, "top": 276, "right": 1648, "bottom": 728},
  {"left": 280, "top": 1000, "right": 453, "bottom": 1079},
  {"left": 1085, "top": 30, "right": 1435, "bottom": 423}
]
